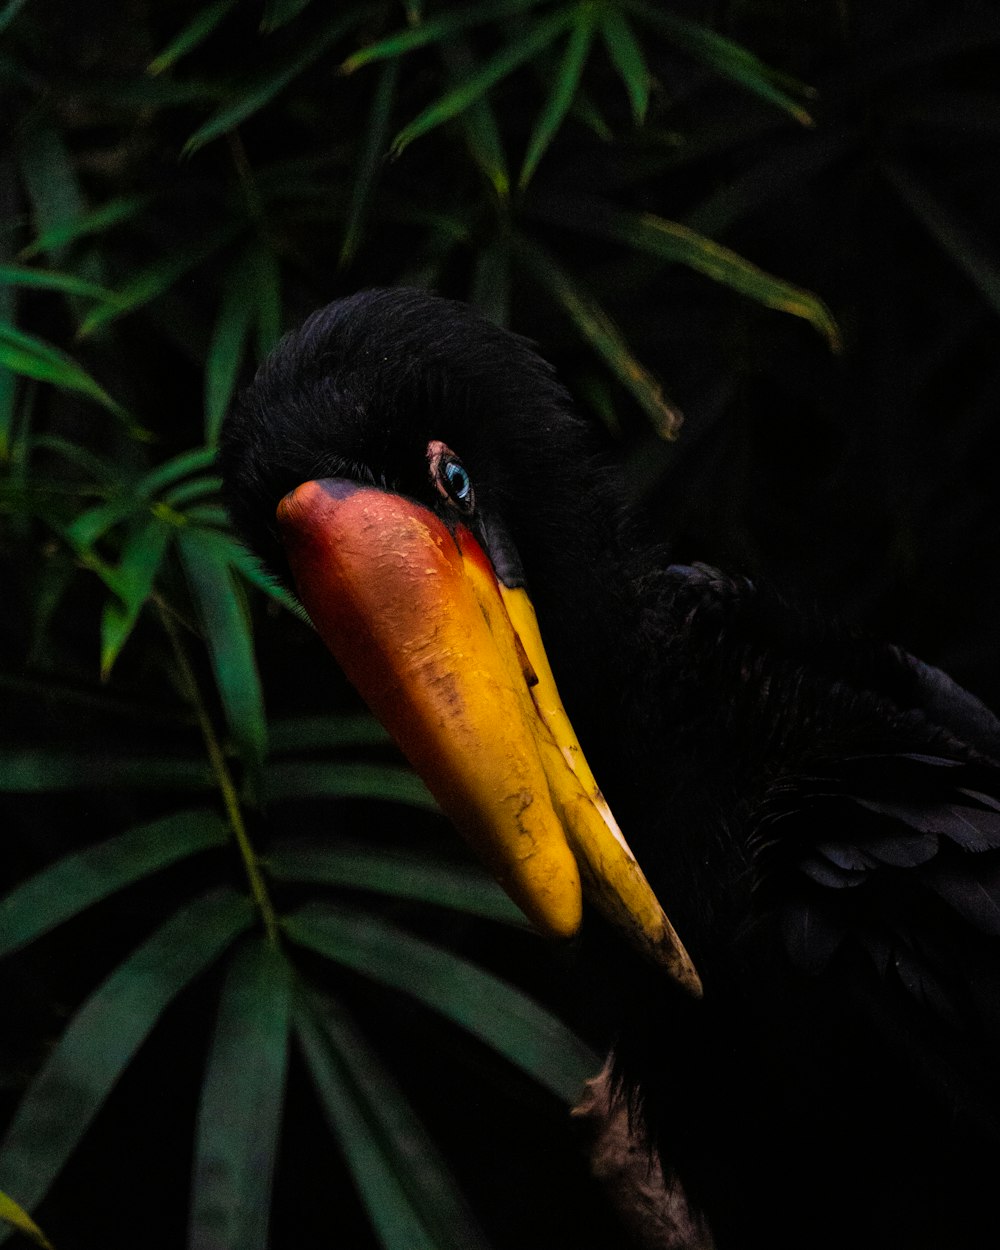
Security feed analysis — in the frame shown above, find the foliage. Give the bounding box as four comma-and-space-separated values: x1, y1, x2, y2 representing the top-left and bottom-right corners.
2, 0, 999, 1247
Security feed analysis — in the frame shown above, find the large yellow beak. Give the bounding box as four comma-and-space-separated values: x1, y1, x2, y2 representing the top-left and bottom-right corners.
277, 479, 702, 996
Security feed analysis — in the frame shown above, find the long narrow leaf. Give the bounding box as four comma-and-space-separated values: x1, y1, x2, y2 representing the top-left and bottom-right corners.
205, 252, 257, 446
294, 997, 438, 1250
440, 40, 510, 198
298, 987, 490, 1250
340, 61, 399, 267
285, 904, 599, 1101
0, 750, 212, 792
0, 1191, 53, 1250
519, 6, 595, 189
0, 809, 229, 960
0, 265, 121, 305
268, 714, 390, 753
0, 324, 126, 419
600, 8, 649, 124
251, 244, 282, 360
268, 843, 526, 926
147, 0, 239, 75
179, 528, 268, 774
264, 762, 434, 809
513, 234, 683, 437
18, 195, 150, 260
391, 7, 577, 157
0, 890, 252, 1225
100, 515, 173, 676
199, 532, 303, 616
189, 939, 291, 1250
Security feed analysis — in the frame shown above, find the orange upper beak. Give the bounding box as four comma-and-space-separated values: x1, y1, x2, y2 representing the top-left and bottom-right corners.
277, 478, 701, 996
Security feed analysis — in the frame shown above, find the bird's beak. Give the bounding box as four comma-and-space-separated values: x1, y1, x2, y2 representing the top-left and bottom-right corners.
277, 479, 702, 996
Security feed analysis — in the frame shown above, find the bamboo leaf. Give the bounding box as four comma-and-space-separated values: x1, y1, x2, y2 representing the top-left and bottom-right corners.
519, 5, 595, 190
0, 809, 229, 960
163, 475, 223, 507
297, 987, 490, 1250
205, 252, 257, 446
0, 324, 126, 419
179, 528, 268, 774
341, 0, 547, 73
268, 714, 390, 753
189, 939, 291, 1250
391, 7, 577, 157
599, 8, 649, 124
0, 750, 212, 792
531, 197, 841, 349
0, 890, 252, 1222
183, 11, 362, 154
439, 40, 509, 198
100, 516, 173, 676
513, 234, 683, 437
261, 0, 314, 32
0, 265, 121, 306
268, 843, 527, 926
340, 61, 399, 268
624, 0, 815, 126
16, 128, 86, 248
0, 1191, 53, 1250
294, 996, 438, 1250
0, 0, 32, 37
264, 762, 435, 809
285, 904, 599, 1101
251, 244, 282, 361
199, 531, 303, 615
18, 195, 151, 260
147, 0, 239, 75
471, 243, 511, 326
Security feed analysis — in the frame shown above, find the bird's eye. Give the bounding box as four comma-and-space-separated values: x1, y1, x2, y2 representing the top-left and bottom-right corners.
427, 440, 475, 515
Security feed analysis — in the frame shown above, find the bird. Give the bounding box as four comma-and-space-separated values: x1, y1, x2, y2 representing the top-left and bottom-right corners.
220, 287, 1000, 1250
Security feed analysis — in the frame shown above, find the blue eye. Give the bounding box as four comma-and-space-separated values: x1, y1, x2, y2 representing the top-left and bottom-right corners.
427, 441, 476, 514
444, 460, 472, 503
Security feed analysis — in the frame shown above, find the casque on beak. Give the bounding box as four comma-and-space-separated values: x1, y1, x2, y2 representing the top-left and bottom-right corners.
277, 478, 702, 997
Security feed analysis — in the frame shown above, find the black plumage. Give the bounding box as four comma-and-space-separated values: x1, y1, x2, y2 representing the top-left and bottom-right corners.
220, 288, 1000, 1249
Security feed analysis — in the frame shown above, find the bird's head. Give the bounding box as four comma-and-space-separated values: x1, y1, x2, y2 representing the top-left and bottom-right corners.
220, 287, 701, 995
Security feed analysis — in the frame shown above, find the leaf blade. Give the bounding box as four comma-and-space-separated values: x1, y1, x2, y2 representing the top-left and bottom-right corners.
519, 6, 595, 190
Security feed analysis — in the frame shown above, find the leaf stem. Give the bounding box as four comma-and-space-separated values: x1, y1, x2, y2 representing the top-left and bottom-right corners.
157, 597, 280, 943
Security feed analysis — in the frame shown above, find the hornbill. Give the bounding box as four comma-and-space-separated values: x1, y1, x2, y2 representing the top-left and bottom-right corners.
220, 287, 1000, 1249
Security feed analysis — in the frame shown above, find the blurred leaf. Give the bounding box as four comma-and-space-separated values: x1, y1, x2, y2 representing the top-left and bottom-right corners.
883, 163, 1000, 318
15, 128, 85, 247
100, 516, 173, 676
148, 0, 239, 75
189, 939, 291, 1250
197, 531, 303, 615
268, 843, 527, 926
0, 275, 15, 462
0, 750, 212, 792
391, 7, 577, 157
264, 761, 435, 808
0, 265, 121, 305
340, 61, 399, 268
600, 8, 649, 124
297, 987, 490, 1250
205, 251, 257, 446
294, 996, 439, 1250
18, 195, 151, 260
0, 0, 31, 36
624, 0, 815, 126
268, 714, 390, 752
31, 434, 119, 486
0, 890, 252, 1222
285, 904, 599, 1101
532, 197, 842, 349
514, 234, 683, 437
251, 243, 282, 360
163, 475, 223, 507
0, 1191, 53, 1250
179, 528, 268, 774
341, 0, 547, 73
141, 447, 218, 494
0, 809, 229, 960
440, 40, 510, 199
471, 243, 511, 326
261, 0, 314, 32
183, 11, 363, 154
519, 4, 596, 190
0, 324, 128, 420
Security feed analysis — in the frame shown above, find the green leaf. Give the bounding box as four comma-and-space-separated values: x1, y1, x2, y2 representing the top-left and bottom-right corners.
261, 0, 314, 32
183, 11, 362, 154
251, 244, 282, 361
267, 843, 527, 926
15, 128, 85, 247
340, 61, 399, 268
519, 5, 596, 190
297, 988, 490, 1250
99, 516, 173, 676
139, 447, 218, 494
18, 194, 151, 260
0, 1190, 53, 1250
0, 890, 252, 1221
513, 234, 683, 437
264, 762, 435, 809
0, 265, 121, 305
0, 809, 229, 960
531, 197, 842, 350
285, 904, 600, 1101
163, 475, 223, 507
205, 252, 257, 446
624, 1, 815, 126
268, 714, 389, 753
200, 532, 304, 615
600, 8, 649, 124
0, 750, 212, 792
882, 163, 1000, 319
0, 0, 31, 37
147, 0, 239, 75
471, 243, 511, 326
439, 40, 510, 199
189, 939, 291, 1250
391, 7, 577, 157
341, 0, 547, 73
294, 996, 439, 1250
0, 324, 127, 419
179, 528, 268, 774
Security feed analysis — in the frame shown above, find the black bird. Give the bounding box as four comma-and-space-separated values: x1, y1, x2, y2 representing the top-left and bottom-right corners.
220, 287, 1000, 1250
